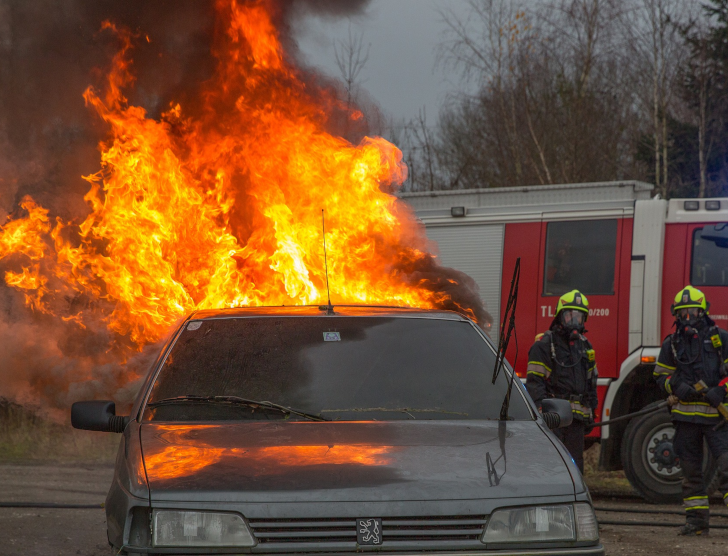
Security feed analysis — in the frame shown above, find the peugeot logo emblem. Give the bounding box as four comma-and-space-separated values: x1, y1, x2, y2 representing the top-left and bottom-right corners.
357, 518, 382, 545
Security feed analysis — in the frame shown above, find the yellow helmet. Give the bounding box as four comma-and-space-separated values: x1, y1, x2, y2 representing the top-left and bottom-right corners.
556, 290, 589, 315
671, 285, 709, 314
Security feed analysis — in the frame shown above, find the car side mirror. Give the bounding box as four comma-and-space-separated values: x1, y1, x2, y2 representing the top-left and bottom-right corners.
540, 398, 573, 430
71, 400, 129, 433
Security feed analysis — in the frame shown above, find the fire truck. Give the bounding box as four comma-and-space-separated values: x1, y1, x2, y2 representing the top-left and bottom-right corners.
400, 181, 728, 503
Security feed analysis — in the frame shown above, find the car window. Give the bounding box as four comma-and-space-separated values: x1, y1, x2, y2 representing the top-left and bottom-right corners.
543, 219, 617, 296
692, 225, 728, 286
143, 316, 531, 422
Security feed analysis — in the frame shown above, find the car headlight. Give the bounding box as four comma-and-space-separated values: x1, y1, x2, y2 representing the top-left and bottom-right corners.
483, 505, 575, 543
153, 510, 256, 547
482, 503, 599, 544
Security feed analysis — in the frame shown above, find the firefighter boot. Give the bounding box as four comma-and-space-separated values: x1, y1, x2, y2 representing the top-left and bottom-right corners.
673, 425, 711, 531
678, 522, 709, 536
717, 453, 728, 510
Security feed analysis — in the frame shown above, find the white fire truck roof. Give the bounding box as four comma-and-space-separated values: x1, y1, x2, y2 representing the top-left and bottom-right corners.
399, 180, 653, 225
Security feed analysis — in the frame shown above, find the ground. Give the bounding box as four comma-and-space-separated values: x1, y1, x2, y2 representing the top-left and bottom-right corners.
0, 463, 112, 556
584, 444, 728, 555
596, 500, 728, 555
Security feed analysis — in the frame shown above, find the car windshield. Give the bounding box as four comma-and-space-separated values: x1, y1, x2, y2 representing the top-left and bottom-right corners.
143, 316, 531, 422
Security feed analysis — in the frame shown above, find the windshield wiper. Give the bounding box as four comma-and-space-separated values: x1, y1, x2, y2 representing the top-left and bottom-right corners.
320, 407, 469, 419
147, 395, 329, 422
492, 257, 521, 421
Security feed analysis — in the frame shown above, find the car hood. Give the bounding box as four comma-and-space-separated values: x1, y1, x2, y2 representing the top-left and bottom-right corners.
141, 420, 576, 503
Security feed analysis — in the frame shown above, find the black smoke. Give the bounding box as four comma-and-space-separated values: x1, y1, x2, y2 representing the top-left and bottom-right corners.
0, 1, 220, 218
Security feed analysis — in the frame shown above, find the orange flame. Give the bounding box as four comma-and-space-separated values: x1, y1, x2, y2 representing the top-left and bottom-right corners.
0, 197, 50, 261
0, 1, 480, 362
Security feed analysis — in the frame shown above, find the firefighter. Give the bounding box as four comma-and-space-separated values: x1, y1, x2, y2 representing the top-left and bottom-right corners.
526, 289, 598, 473
653, 285, 728, 536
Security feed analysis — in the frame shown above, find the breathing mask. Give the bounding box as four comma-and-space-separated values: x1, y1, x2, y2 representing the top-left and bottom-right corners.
560, 309, 586, 334
676, 307, 704, 330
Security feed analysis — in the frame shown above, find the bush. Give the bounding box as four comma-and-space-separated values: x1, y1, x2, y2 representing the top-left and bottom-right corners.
0, 398, 118, 462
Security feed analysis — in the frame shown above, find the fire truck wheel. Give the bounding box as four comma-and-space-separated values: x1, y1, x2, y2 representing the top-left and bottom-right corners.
621, 404, 717, 504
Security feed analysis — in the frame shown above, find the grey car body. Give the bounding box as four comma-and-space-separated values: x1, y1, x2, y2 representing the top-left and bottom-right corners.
74, 306, 604, 555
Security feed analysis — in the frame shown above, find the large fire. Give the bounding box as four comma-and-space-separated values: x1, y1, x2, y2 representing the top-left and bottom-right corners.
0, 0, 485, 403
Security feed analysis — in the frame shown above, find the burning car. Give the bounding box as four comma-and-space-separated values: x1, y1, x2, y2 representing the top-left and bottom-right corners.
72, 306, 603, 555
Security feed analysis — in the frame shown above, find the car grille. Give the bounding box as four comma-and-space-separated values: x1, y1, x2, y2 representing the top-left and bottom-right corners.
248, 515, 487, 549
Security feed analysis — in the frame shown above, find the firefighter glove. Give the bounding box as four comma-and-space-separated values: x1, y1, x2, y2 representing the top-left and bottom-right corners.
674, 382, 697, 400
705, 386, 727, 408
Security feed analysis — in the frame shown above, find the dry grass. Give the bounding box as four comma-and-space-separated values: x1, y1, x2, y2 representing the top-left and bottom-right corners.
582, 442, 635, 496
0, 399, 119, 463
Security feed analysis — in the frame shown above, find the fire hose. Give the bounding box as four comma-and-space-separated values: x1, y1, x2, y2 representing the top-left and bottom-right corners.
590, 400, 670, 428
594, 506, 728, 529
0, 502, 103, 508
539, 399, 670, 429
596, 519, 728, 529
592, 384, 728, 429
594, 506, 728, 518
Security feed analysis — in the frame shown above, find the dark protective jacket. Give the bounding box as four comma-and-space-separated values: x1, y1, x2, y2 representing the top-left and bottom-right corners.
526, 327, 598, 421
654, 323, 728, 425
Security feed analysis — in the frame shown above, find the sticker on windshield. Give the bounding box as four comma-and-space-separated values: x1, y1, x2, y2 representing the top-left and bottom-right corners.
323, 331, 341, 341
187, 321, 202, 331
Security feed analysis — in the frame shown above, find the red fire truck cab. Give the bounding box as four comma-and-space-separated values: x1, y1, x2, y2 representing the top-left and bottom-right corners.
401, 181, 728, 502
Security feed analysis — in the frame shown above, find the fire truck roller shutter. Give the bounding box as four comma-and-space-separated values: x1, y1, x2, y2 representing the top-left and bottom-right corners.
424, 224, 505, 337
629, 198, 666, 351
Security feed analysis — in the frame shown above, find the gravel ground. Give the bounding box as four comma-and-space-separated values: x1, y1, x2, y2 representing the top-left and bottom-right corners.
0, 507, 109, 556
595, 498, 728, 555
0, 463, 113, 556
1, 462, 727, 556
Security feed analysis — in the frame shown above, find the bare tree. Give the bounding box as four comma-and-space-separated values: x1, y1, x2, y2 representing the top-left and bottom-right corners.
682, 20, 723, 199
537, 0, 639, 182
331, 24, 388, 142
334, 25, 370, 114
438, 0, 538, 186
393, 109, 443, 192
621, 0, 693, 197
412, 108, 439, 191
434, 0, 638, 189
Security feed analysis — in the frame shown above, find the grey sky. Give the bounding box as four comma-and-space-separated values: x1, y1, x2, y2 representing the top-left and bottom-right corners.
297, 0, 474, 126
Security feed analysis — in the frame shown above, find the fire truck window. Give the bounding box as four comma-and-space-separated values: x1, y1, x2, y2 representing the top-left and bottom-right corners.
692, 225, 728, 286
543, 219, 617, 296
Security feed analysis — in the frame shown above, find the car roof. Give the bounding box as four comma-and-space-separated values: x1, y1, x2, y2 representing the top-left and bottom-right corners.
189, 305, 470, 322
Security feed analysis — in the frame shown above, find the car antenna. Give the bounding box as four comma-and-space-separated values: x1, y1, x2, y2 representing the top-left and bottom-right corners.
320, 209, 334, 315
491, 258, 520, 421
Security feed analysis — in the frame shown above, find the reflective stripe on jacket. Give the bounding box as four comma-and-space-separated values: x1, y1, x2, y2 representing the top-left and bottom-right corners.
671, 401, 728, 419
655, 325, 728, 425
